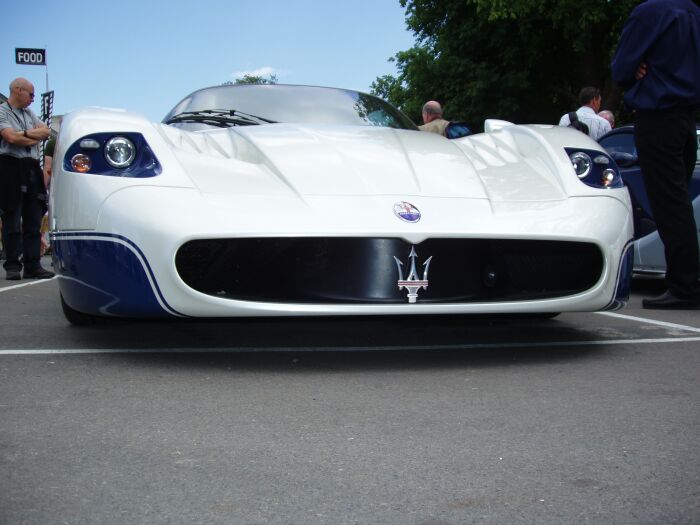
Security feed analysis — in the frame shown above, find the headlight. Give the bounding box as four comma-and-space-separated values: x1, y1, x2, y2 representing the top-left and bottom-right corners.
70, 153, 91, 173
600, 168, 617, 187
565, 148, 624, 189
104, 137, 136, 168
63, 133, 161, 178
570, 152, 592, 179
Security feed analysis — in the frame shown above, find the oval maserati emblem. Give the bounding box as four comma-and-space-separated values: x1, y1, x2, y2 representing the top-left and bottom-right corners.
394, 201, 421, 223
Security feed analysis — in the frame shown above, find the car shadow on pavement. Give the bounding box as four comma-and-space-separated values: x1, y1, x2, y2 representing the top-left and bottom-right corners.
61, 314, 611, 371
120, 343, 608, 373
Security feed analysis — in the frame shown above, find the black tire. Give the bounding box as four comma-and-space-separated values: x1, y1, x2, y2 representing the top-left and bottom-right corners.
60, 293, 100, 325
491, 312, 561, 321
528, 312, 561, 319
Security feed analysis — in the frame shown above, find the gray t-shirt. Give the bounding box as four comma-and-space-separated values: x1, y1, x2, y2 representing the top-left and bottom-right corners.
0, 102, 44, 159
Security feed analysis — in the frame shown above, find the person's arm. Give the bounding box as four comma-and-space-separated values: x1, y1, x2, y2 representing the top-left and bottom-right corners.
611, 9, 656, 88
29, 122, 51, 139
43, 155, 53, 188
0, 126, 38, 146
43, 137, 55, 187
0, 125, 50, 146
27, 114, 51, 142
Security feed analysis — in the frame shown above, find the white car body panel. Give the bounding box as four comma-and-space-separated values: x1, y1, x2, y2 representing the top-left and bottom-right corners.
50, 95, 634, 321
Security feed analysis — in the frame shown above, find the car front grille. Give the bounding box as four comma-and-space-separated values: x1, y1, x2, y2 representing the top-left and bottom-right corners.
175, 237, 604, 304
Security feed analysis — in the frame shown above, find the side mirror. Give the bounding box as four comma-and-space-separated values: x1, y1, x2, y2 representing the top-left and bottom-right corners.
610, 151, 639, 168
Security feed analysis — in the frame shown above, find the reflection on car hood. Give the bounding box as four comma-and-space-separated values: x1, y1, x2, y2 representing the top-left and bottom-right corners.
156, 123, 567, 202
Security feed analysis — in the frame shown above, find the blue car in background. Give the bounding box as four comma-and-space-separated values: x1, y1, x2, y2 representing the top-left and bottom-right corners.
599, 125, 700, 276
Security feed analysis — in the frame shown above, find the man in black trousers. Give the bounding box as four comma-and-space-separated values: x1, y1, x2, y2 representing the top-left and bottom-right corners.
612, 0, 700, 309
0, 78, 54, 280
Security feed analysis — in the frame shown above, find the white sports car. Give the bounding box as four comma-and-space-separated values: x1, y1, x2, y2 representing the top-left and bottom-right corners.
50, 84, 634, 324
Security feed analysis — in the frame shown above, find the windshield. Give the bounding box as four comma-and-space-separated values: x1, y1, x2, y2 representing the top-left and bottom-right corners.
163, 84, 417, 131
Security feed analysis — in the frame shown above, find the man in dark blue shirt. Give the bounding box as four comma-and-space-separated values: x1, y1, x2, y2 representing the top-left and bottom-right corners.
611, 0, 700, 309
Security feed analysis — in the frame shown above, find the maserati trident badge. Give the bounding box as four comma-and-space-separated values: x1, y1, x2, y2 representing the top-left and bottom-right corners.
394, 201, 421, 223
394, 246, 433, 303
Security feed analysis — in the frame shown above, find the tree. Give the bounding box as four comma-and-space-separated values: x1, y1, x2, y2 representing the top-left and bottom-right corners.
224, 74, 278, 86
372, 0, 638, 129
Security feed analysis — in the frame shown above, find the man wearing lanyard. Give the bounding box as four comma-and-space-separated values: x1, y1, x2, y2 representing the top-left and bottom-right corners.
0, 77, 54, 280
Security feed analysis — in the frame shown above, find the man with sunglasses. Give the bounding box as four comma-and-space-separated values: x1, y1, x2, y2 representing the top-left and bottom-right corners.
0, 77, 53, 280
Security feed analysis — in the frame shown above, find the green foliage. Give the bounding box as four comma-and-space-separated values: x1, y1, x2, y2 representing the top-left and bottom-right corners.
373, 0, 638, 129
371, 46, 439, 122
224, 74, 279, 85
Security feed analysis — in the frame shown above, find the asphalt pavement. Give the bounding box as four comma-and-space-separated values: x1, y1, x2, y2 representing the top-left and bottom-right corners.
0, 262, 699, 525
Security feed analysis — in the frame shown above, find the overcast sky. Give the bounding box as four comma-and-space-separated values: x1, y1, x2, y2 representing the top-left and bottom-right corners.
2, 0, 416, 121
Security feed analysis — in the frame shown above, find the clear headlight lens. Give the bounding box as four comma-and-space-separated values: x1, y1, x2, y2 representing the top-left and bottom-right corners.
601, 168, 617, 187
104, 137, 136, 168
570, 152, 592, 179
79, 138, 100, 150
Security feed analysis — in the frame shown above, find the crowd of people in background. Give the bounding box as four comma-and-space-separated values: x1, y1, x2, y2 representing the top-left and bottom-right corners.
557, 86, 612, 140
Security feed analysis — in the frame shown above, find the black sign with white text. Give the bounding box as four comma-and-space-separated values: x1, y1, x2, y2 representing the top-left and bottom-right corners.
15, 48, 46, 65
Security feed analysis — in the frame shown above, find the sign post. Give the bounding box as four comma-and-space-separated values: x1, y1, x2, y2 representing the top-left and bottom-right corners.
38, 91, 54, 168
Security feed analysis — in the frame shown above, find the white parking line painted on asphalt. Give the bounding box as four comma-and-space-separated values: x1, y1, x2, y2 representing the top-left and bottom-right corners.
0, 277, 56, 292
2, 336, 700, 355
597, 311, 700, 334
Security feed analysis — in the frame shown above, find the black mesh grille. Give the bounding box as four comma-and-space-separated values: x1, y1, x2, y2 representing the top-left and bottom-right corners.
175, 238, 604, 304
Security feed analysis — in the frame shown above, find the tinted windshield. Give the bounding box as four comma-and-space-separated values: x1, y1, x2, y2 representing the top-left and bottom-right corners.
163, 84, 417, 131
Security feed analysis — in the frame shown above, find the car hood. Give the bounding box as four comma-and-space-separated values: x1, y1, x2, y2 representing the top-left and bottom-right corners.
156, 123, 568, 202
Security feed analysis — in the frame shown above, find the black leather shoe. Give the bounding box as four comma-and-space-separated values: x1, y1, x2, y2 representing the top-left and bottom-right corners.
642, 290, 700, 309
5, 270, 21, 280
23, 267, 55, 279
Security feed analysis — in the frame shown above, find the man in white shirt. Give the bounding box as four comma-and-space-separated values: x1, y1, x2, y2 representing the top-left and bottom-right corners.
558, 86, 612, 141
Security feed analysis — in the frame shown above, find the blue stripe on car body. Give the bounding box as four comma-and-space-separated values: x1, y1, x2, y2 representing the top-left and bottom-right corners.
604, 240, 635, 311
51, 232, 184, 318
